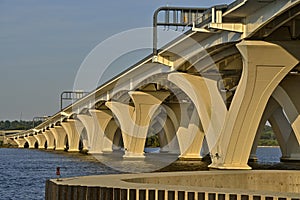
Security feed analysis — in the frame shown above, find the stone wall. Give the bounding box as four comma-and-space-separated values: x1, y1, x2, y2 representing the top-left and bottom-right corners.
45, 171, 300, 200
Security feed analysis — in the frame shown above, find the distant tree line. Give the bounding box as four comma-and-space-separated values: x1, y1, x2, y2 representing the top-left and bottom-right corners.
145, 134, 160, 148
258, 125, 278, 146
0, 120, 43, 130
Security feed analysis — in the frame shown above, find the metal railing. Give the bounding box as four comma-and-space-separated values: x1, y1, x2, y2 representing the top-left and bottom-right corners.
152, 5, 228, 56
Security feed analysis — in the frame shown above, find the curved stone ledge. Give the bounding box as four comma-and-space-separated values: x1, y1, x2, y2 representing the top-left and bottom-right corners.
46, 170, 300, 199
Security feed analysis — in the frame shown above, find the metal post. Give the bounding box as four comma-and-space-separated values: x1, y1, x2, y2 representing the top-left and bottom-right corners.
60, 91, 89, 110
152, 7, 209, 57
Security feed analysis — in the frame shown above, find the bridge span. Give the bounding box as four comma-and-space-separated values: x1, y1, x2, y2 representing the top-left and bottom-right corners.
9, 0, 300, 170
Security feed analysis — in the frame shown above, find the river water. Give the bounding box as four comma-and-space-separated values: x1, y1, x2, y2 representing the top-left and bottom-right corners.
0, 147, 293, 200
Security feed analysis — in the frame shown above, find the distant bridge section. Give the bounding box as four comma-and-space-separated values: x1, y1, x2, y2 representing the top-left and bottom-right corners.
0, 130, 22, 145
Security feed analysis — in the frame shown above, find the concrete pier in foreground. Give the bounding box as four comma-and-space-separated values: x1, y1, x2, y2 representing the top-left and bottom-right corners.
46, 170, 300, 199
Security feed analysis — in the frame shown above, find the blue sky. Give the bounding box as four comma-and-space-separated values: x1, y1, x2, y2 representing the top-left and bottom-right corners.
0, 0, 233, 120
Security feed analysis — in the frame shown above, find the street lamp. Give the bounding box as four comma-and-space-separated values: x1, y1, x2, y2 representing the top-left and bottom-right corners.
32, 116, 49, 128
60, 90, 89, 110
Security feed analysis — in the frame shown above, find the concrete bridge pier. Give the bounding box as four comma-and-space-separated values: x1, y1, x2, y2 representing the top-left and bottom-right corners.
159, 105, 180, 154
168, 72, 227, 163
77, 113, 95, 153
250, 95, 300, 162
164, 118, 180, 154
169, 40, 299, 169
89, 109, 114, 153
211, 41, 299, 169
249, 97, 283, 162
14, 137, 27, 148
103, 120, 119, 152
170, 103, 204, 160
81, 129, 88, 152
106, 91, 169, 158
61, 119, 84, 152
269, 107, 300, 162
44, 129, 55, 150
178, 109, 204, 160
24, 135, 37, 148
272, 75, 300, 161
50, 126, 67, 151
34, 133, 46, 149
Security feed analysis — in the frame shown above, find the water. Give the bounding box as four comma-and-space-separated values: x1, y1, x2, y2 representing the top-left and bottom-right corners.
0, 147, 286, 200
256, 146, 281, 163
0, 148, 119, 200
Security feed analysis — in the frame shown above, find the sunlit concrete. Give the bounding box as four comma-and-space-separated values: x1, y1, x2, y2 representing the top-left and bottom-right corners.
160, 104, 181, 154
33, 133, 46, 149
168, 72, 227, 164
49, 126, 67, 151
212, 41, 299, 169
104, 120, 120, 151
43, 129, 55, 150
273, 75, 300, 144
61, 119, 84, 152
106, 91, 169, 158
14, 137, 27, 148
169, 103, 204, 160
89, 109, 114, 153
24, 135, 37, 149
149, 106, 178, 153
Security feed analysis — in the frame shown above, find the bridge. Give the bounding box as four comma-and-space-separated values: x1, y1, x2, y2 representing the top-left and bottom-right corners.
0, 130, 21, 145
9, 0, 300, 170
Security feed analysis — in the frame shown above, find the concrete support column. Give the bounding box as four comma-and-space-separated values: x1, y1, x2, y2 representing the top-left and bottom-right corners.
50, 126, 67, 151
154, 115, 179, 154
179, 109, 204, 160
106, 91, 169, 158
15, 137, 26, 148
270, 76, 300, 161
250, 96, 300, 162
269, 108, 300, 161
24, 135, 37, 148
77, 114, 94, 153
34, 134, 46, 149
160, 105, 180, 154
89, 109, 113, 154
104, 120, 119, 151
212, 41, 298, 169
44, 129, 55, 150
106, 101, 131, 152
162, 117, 179, 154
168, 72, 227, 161
249, 97, 281, 162
61, 119, 84, 152
5, 137, 16, 145
169, 103, 204, 160
81, 129, 88, 151
273, 75, 300, 145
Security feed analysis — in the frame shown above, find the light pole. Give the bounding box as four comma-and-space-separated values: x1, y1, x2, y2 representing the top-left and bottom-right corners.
32, 116, 48, 128
60, 91, 89, 110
